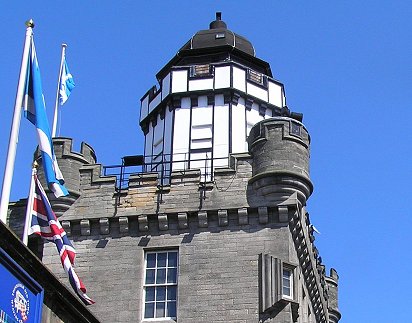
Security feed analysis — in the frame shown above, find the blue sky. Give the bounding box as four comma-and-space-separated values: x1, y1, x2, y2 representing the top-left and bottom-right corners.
1, 1, 412, 322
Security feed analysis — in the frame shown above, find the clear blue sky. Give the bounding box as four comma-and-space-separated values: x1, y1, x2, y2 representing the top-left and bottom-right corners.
1, 2, 412, 322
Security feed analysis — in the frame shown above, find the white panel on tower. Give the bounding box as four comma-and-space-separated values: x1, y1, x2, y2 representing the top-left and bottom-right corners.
213, 101, 229, 166
247, 82, 268, 101
189, 78, 214, 91
162, 73, 171, 98
246, 103, 264, 137
162, 108, 173, 181
191, 105, 213, 126
163, 108, 173, 157
148, 92, 161, 114
191, 125, 212, 140
215, 66, 231, 89
191, 102, 213, 151
173, 97, 191, 170
171, 70, 188, 93
144, 124, 154, 171
152, 114, 164, 158
232, 98, 247, 153
268, 80, 283, 107
233, 66, 246, 92
140, 96, 149, 122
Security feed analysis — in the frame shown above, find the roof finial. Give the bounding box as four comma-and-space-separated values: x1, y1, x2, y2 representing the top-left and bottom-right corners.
210, 12, 227, 29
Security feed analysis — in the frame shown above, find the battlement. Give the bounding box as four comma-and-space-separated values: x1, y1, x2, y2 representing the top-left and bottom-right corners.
35, 138, 97, 215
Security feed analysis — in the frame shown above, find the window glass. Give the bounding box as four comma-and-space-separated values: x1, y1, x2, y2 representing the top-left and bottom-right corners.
167, 301, 177, 317
147, 253, 156, 268
146, 287, 155, 301
145, 269, 155, 284
156, 268, 166, 284
144, 251, 178, 320
157, 253, 167, 267
168, 252, 178, 267
144, 303, 154, 318
156, 302, 165, 317
167, 268, 177, 283
282, 268, 292, 298
156, 286, 166, 301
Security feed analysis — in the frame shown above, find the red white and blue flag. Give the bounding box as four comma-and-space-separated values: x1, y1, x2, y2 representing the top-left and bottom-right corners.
28, 174, 94, 305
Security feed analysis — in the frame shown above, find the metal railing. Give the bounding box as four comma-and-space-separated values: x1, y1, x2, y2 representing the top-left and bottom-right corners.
103, 153, 229, 192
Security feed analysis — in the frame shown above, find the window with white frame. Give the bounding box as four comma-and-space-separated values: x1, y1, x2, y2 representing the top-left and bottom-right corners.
259, 253, 297, 313
144, 250, 178, 320
282, 267, 293, 299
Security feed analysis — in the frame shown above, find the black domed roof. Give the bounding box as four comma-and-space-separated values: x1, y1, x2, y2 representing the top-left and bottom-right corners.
179, 12, 255, 57
156, 13, 273, 80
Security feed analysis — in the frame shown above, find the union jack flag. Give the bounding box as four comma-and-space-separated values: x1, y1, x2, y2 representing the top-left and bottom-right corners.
28, 174, 94, 305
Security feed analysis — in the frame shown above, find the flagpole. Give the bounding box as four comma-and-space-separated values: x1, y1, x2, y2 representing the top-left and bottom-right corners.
52, 43, 67, 138
22, 161, 38, 246
0, 20, 34, 224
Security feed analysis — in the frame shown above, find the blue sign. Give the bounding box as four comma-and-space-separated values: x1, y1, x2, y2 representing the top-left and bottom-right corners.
0, 248, 43, 323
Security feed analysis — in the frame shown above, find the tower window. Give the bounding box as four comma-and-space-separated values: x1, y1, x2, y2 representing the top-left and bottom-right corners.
190, 64, 212, 78
282, 268, 293, 299
143, 250, 178, 320
259, 253, 297, 313
247, 69, 268, 87
215, 32, 225, 39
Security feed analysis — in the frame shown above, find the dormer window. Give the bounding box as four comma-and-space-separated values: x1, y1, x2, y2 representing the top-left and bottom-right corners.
215, 32, 225, 39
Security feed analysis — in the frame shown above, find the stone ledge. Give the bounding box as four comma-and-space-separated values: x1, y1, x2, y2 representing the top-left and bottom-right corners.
61, 206, 295, 238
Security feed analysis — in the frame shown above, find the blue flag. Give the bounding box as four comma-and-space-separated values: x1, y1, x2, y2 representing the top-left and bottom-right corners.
59, 58, 75, 105
23, 38, 68, 198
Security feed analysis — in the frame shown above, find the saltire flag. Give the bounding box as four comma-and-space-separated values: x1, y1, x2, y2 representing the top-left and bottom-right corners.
28, 174, 95, 305
23, 38, 68, 198
59, 57, 75, 105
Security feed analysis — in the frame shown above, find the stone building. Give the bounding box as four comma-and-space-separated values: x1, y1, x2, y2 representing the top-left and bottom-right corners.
10, 13, 340, 323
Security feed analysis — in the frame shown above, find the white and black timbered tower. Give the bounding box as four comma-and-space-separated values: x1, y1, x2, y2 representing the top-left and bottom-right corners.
140, 13, 301, 183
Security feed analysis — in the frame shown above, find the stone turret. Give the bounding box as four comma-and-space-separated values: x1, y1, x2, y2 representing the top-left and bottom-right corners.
248, 117, 313, 206
35, 137, 96, 216
326, 268, 341, 323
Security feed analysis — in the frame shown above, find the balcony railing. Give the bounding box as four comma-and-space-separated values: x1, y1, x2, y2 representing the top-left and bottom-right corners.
103, 153, 229, 192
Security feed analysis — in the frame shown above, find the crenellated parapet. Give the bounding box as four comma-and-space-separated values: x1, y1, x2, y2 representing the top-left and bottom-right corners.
60, 153, 253, 222
248, 117, 313, 206
35, 137, 97, 216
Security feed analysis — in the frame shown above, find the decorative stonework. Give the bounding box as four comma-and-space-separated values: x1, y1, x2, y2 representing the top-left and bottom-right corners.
278, 205, 289, 222
289, 206, 329, 322
218, 209, 228, 226
99, 218, 109, 235
237, 208, 248, 225
178, 212, 188, 229
198, 211, 208, 228
258, 207, 268, 224
158, 214, 168, 231
119, 217, 129, 233
80, 219, 90, 236
61, 221, 71, 236
138, 215, 149, 231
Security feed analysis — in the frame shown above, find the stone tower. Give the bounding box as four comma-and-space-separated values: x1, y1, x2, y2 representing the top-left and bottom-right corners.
14, 13, 340, 323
